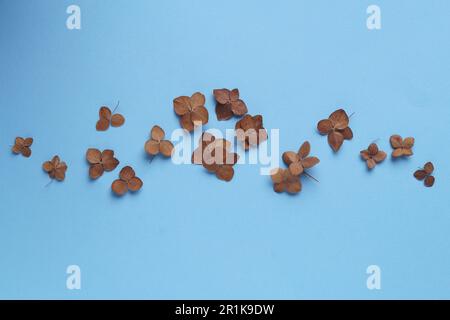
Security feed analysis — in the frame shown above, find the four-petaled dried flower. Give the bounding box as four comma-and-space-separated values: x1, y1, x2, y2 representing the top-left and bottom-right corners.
235, 114, 268, 150
199, 138, 239, 182
86, 148, 119, 179
96, 106, 125, 131
213, 88, 248, 121
390, 135, 414, 158
271, 168, 302, 194
173, 92, 208, 132
42, 156, 67, 181
360, 143, 387, 169
282, 141, 320, 176
144, 125, 174, 157
414, 162, 435, 187
111, 166, 143, 196
317, 109, 353, 152
12, 137, 33, 157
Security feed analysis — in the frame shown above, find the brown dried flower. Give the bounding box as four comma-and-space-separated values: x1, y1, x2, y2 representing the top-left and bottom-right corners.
42, 156, 67, 181
414, 162, 435, 187
96, 105, 125, 131
213, 88, 248, 120
360, 143, 387, 169
86, 148, 119, 179
12, 137, 33, 157
390, 135, 414, 158
144, 125, 174, 158
282, 141, 320, 176
111, 166, 143, 196
271, 168, 302, 194
173, 92, 208, 132
317, 109, 353, 152
235, 114, 268, 150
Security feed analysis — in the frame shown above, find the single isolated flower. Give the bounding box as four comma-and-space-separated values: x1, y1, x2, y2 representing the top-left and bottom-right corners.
12, 137, 33, 157
213, 88, 248, 120
96, 105, 125, 131
144, 125, 174, 157
235, 114, 268, 150
360, 143, 386, 169
42, 156, 67, 181
173, 92, 209, 132
390, 135, 414, 158
414, 162, 435, 187
282, 141, 320, 176
270, 168, 302, 194
86, 148, 119, 179
111, 166, 143, 196
317, 109, 353, 152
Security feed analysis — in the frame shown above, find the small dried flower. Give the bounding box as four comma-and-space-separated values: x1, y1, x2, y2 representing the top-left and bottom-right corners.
86, 148, 119, 179
144, 125, 174, 157
282, 141, 320, 176
12, 137, 33, 157
271, 168, 302, 194
173, 92, 209, 132
213, 88, 248, 120
235, 114, 268, 150
317, 109, 353, 152
111, 166, 143, 196
96, 105, 125, 131
42, 156, 67, 181
360, 143, 387, 169
414, 162, 435, 187
390, 135, 414, 158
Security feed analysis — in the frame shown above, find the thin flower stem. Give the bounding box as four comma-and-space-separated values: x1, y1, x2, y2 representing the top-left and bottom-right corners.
45, 179, 53, 188
304, 172, 319, 183
112, 100, 120, 113
349, 112, 355, 118
148, 155, 155, 164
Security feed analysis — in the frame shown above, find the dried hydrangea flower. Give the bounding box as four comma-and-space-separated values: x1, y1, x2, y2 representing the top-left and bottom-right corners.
42, 156, 67, 181
390, 135, 414, 158
235, 114, 268, 150
282, 141, 320, 176
201, 139, 239, 182
111, 166, 143, 196
414, 162, 435, 187
213, 88, 248, 120
271, 168, 302, 194
173, 92, 208, 132
12, 137, 33, 157
96, 105, 125, 131
317, 109, 353, 152
86, 148, 119, 179
144, 125, 174, 158
360, 143, 387, 169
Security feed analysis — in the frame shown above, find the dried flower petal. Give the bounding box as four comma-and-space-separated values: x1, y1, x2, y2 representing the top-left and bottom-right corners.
112, 179, 128, 196
328, 131, 344, 152
102, 157, 119, 171
360, 150, 370, 161
390, 135, 403, 149
216, 165, 234, 181
392, 148, 404, 158
127, 177, 143, 192
302, 157, 320, 169
120, 166, 135, 181
329, 109, 349, 130
424, 175, 435, 187
215, 104, 233, 121
339, 127, 354, 140
372, 151, 387, 163
145, 140, 160, 155
173, 96, 191, 115
414, 170, 427, 180
151, 125, 165, 141
96, 118, 110, 131
99, 106, 112, 120
368, 143, 378, 155
89, 164, 104, 179
282, 151, 299, 165
403, 137, 415, 149
191, 106, 209, 125
367, 158, 376, 170
191, 92, 205, 108
213, 89, 231, 104
111, 114, 125, 127
159, 140, 174, 157
289, 162, 304, 176
298, 141, 310, 159
424, 162, 434, 174
86, 148, 102, 164
317, 119, 333, 135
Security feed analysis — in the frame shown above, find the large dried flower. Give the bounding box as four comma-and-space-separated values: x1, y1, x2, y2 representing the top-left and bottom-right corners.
317, 109, 353, 152
270, 168, 302, 194
96, 106, 125, 131
173, 92, 208, 132
86, 148, 119, 179
144, 125, 174, 157
282, 141, 320, 176
390, 135, 414, 158
42, 156, 67, 181
360, 143, 386, 169
111, 166, 143, 196
12, 137, 33, 157
213, 88, 248, 120
414, 162, 435, 187
235, 114, 268, 150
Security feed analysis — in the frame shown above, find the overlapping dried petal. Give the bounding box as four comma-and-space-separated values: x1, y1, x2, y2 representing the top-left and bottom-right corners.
173, 92, 208, 132
12, 137, 33, 157
42, 155, 67, 181
213, 88, 248, 121
317, 109, 353, 152
112, 166, 143, 196
360, 143, 386, 169
235, 114, 267, 150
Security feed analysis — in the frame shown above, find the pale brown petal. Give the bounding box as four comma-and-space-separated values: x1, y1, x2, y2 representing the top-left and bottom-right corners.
271, 168, 284, 183
102, 157, 119, 171
282, 151, 299, 165
191, 106, 209, 125
54, 163, 67, 181
180, 113, 194, 132
402, 148, 413, 156
390, 135, 403, 149
368, 143, 378, 156
52, 156, 60, 166
99, 106, 112, 120
328, 131, 344, 152
339, 127, 353, 140
128, 177, 143, 192
23, 138, 33, 147
302, 157, 320, 169
367, 159, 376, 170
317, 119, 333, 135
288, 162, 304, 176
329, 109, 349, 129
392, 148, 404, 158
12, 144, 21, 154
286, 179, 302, 194
111, 114, 125, 127
230, 89, 240, 101
145, 139, 160, 155
112, 179, 128, 196
190, 92, 205, 109
42, 161, 54, 172
173, 96, 191, 115
151, 125, 165, 141
424, 162, 434, 174
160, 140, 174, 157
96, 118, 110, 131
216, 165, 234, 181
360, 150, 370, 161
101, 150, 114, 160
119, 166, 135, 181
372, 151, 386, 163
273, 182, 285, 193
15, 137, 24, 147
213, 89, 231, 104
231, 100, 248, 116
403, 137, 415, 149
89, 164, 104, 179
298, 141, 311, 159
86, 148, 101, 164
21, 147, 31, 157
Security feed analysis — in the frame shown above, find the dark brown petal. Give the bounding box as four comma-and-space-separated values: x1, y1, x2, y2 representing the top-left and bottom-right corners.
191, 106, 209, 125
96, 118, 110, 131
403, 137, 415, 149
368, 143, 378, 156
112, 179, 128, 196
390, 135, 403, 149
54, 164, 67, 181
173, 96, 191, 115
145, 139, 160, 155
367, 158, 376, 170
302, 156, 320, 169
271, 168, 284, 183
392, 148, 404, 158
273, 182, 285, 193
190, 92, 205, 109
159, 140, 174, 157
213, 89, 231, 104
360, 150, 370, 161
99, 106, 112, 120
424, 162, 434, 174
86, 148, 101, 164
111, 114, 125, 127
119, 166, 135, 181
128, 176, 143, 192
231, 100, 248, 116
102, 157, 119, 171
424, 175, 435, 187
23, 138, 33, 147
215, 103, 233, 121
230, 89, 240, 101
329, 109, 349, 130
339, 127, 353, 140
372, 151, 387, 163
151, 125, 165, 141
238, 115, 254, 130
414, 170, 427, 180
216, 165, 234, 181
42, 161, 54, 172
317, 119, 333, 135
328, 131, 344, 152
288, 162, 304, 176
89, 164, 104, 179
253, 115, 263, 128
180, 113, 194, 132
52, 156, 60, 166
21, 146, 31, 157
298, 141, 310, 159
286, 179, 302, 194
257, 129, 268, 144
282, 151, 299, 165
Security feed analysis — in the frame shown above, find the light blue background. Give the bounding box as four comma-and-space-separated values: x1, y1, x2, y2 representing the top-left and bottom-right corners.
0, 0, 449, 299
